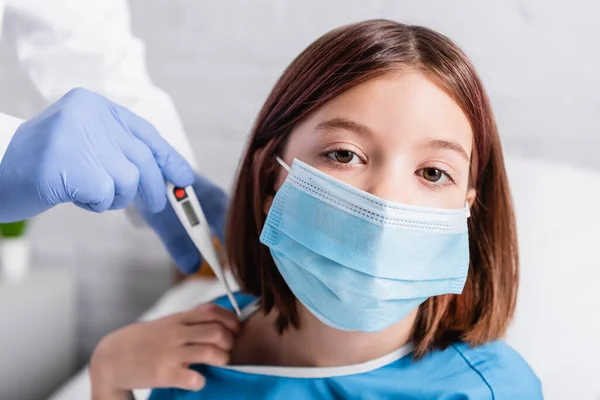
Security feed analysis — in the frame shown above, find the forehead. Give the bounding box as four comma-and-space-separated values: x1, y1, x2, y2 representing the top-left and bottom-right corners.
298, 72, 473, 153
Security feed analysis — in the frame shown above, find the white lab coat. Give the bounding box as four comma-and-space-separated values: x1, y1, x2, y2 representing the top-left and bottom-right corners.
0, 0, 197, 168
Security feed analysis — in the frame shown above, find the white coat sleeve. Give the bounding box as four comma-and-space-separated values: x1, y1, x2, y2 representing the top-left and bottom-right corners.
3, 0, 198, 169
0, 113, 23, 164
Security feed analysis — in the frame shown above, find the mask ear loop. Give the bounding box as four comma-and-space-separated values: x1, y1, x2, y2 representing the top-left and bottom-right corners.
465, 200, 471, 219
276, 156, 291, 171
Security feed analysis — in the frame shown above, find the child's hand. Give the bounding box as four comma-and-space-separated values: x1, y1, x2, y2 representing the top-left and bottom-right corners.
90, 303, 240, 396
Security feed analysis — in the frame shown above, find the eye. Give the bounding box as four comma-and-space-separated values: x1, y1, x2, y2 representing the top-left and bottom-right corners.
327, 150, 361, 165
417, 167, 451, 184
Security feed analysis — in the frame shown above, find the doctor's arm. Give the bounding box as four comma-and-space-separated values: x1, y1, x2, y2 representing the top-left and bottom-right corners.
3, 0, 228, 273
4, 0, 197, 168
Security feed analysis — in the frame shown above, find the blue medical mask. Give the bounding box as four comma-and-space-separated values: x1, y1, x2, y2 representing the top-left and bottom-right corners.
259, 157, 471, 332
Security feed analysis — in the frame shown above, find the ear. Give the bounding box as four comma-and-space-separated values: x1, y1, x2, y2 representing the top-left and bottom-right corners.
466, 187, 477, 211
262, 157, 289, 215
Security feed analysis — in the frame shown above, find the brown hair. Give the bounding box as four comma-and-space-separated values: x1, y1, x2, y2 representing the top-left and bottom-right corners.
226, 19, 518, 357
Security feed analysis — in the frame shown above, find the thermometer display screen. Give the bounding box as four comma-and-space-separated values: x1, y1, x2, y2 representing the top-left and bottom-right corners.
181, 200, 200, 227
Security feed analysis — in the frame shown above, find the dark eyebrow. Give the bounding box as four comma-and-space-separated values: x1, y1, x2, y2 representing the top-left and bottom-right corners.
423, 139, 470, 162
316, 118, 470, 161
315, 118, 375, 137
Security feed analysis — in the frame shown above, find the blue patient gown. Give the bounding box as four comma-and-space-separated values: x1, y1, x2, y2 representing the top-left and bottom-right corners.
150, 294, 543, 400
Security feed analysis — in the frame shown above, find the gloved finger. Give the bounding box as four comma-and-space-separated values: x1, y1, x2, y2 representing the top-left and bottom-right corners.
104, 157, 140, 210
134, 196, 202, 273
112, 104, 195, 188
191, 174, 229, 244
165, 231, 202, 274
71, 171, 116, 213
124, 137, 168, 213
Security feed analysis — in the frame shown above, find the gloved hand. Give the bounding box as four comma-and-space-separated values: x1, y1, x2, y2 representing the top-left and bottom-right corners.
136, 173, 228, 274
0, 88, 195, 222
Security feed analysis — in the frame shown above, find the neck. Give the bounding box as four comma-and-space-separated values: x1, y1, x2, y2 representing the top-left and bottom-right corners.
234, 301, 417, 368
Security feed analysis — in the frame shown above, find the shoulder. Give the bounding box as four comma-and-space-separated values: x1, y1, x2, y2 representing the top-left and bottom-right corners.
450, 341, 543, 399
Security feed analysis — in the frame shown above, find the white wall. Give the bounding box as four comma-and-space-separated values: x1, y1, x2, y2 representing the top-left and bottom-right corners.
127, 0, 600, 187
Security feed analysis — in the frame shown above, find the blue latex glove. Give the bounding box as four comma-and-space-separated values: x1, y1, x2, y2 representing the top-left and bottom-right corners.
0, 88, 195, 222
136, 174, 228, 274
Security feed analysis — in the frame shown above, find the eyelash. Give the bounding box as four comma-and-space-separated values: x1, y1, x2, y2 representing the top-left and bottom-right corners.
417, 167, 456, 189
320, 148, 365, 168
321, 148, 457, 187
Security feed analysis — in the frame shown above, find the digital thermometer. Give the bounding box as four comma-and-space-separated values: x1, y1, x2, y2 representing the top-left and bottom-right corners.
166, 182, 241, 316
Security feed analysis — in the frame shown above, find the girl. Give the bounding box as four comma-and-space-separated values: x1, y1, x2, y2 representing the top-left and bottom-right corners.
90, 19, 542, 399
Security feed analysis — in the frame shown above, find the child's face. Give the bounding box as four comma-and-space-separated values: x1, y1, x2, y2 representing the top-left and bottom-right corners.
269, 71, 476, 211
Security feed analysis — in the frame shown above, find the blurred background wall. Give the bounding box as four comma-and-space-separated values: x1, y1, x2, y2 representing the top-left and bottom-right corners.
0, 0, 597, 383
